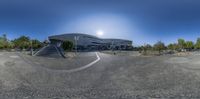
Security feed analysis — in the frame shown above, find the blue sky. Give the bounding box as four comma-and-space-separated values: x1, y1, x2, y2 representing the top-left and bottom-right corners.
0, 0, 200, 46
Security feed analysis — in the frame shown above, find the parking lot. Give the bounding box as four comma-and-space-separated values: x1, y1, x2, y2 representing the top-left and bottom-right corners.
1, 51, 200, 98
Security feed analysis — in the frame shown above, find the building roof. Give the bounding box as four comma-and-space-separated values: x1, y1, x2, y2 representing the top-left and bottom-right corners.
103, 38, 132, 42
48, 33, 132, 43
49, 33, 100, 40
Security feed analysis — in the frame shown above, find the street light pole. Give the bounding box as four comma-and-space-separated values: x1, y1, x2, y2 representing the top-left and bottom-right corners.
31, 40, 33, 56
74, 36, 79, 54
74, 36, 76, 54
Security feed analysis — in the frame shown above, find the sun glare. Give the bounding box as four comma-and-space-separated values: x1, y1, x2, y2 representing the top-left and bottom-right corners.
96, 30, 104, 36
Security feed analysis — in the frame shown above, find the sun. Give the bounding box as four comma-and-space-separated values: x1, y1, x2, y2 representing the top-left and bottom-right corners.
96, 30, 104, 36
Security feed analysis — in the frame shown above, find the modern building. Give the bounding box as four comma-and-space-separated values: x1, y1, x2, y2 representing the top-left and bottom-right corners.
34, 33, 133, 58
103, 39, 133, 50
48, 33, 133, 50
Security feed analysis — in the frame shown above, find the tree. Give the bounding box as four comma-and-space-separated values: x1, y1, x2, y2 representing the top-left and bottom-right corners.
153, 41, 166, 54
195, 38, 200, 49
168, 43, 179, 50
141, 44, 152, 55
2, 34, 7, 42
168, 43, 174, 50
62, 40, 73, 51
12, 36, 31, 50
185, 41, 194, 50
0, 37, 4, 49
178, 38, 186, 49
8, 42, 15, 49
31, 39, 42, 49
145, 44, 152, 50
0, 34, 8, 49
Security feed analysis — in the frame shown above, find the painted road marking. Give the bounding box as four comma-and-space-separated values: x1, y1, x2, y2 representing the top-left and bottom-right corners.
18, 52, 101, 73
9, 55, 19, 58
33, 45, 48, 56
64, 52, 101, 73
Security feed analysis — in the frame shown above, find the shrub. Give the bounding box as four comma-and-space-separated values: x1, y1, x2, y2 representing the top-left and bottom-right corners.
62, 40, 73, 51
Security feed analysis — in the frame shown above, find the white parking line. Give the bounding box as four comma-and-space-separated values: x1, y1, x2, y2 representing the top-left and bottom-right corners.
64, 52, 100, 73
19, 52, 101, 73
33, 45, 47, 56
9, 55, 19, 58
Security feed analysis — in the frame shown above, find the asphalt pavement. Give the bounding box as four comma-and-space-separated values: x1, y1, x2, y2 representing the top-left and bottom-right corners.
1, 52, 200, 98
